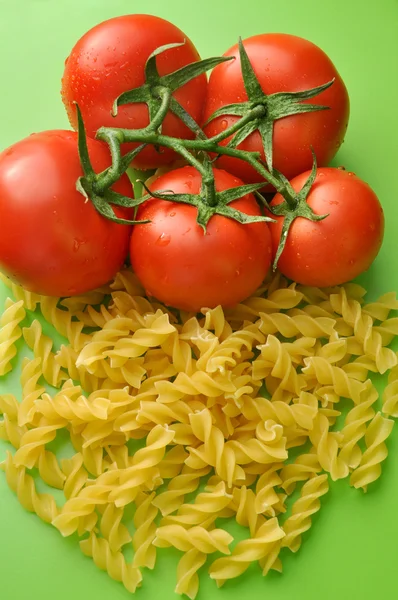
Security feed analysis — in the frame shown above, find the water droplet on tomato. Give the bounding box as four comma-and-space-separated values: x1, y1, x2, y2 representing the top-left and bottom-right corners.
156, 233, 171, 246
73, 238, 87, 252
170, 212, 176, 217
64, 56, 69, 66
220, 119, 228, 130
347, 172, 354, 176
235, 269, 240, 276
68, 288, 77, 295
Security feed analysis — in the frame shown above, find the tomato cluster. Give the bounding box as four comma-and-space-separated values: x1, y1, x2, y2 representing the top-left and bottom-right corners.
0, 14, 384, 310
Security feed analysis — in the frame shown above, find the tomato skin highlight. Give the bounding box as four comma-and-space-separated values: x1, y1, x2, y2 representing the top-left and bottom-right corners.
61, 14, 207, 170
0, 130, 133, 296
204, 34, 349, 184
130, 166, 272, 311
268, 168, 384, 287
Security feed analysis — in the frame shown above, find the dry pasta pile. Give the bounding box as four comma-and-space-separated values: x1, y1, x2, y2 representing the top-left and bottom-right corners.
1, 268, 398, 598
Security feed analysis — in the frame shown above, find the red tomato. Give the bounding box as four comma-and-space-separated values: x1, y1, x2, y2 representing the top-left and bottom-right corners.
204, 34, 349, 184
62, 14, 207, 170
268, 168, 384, 287
0, 130, 133, 296
130, 166, 272, 311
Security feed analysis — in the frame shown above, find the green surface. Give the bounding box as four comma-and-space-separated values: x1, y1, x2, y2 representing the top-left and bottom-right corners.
1, 0, 398, 599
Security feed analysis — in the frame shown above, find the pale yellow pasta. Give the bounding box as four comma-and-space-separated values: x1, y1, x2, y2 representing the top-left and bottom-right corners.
152, 467, 211, 516
282, 474, 329, 552
0, 393, 28, 448
209, 518, 285, 586
99, 502, 132, 553
302, 355, 368, 404
133, 491, 159, 569
154, 524, 233, 555
329, 288, 398, 373
309, 413, 348, 481
252, 334, 306, 401
1, 268, 398, 599
18, 357, 45, 426
0, 273, 40, 310
61, 453, 89, 499
382, 364, 398, 417
254, 463, 285, 515
162, 480, 232, 529
39, 296, 92, 351
230, 486, 264, 536
175, 549, 207, 600
349, 412, 394, 491
339, 382, 379, 469
80, 533, 142, 593
0, 298, 25, 375
0, 451, 60, 523
23, 320, 67, 387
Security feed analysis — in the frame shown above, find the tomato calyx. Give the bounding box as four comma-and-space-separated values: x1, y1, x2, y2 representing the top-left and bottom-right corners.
141, 163, 275, 231
75, 104, 149, 225
112, 42, 232, 138
205, 38, 335, 172
263, 152, 328, 269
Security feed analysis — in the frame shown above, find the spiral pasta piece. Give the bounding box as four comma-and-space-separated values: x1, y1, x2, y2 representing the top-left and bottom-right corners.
252, 335, 305, 401
254, 463, 285, 515
99, 503, 132, 553
329, 289, 397, 374
302, 356, 368, 404
39, 296, 91, 351
154, 524, 233, 555
310, 413, 348, 481
152, 467, 211, 516
0, 298, 25, 375
106, 312, 177, 366
80, 533, 142, 593
349, 412, 394, 491
61, 454, 89, 499
209, 518, 285, 585
13, 419, 64, 469
0, 452, 60, 523
0, 393, 28, 448
0, 273, 41, 310
162, 480, 232, 528
18, 357, 45, 427
175, 549, 207, 600
280, 453, 322, 495
186, 409, 243, 486
282, 474, 329, 552
382, 364, 398, 418
258, 310, 336, 339
339, 383, 379, 469
132, 491, 159, 569
23, 320, 67, 387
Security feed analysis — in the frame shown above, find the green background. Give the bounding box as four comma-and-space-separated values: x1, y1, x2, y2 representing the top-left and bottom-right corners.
1, 0, 398, 599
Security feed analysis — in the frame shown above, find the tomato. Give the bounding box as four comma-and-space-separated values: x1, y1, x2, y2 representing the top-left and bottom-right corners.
0, 130, 134, 296
268, 168, 384, 287
204, 34, 349, 184
130, 166, 272, 311
62, 14, 207, 170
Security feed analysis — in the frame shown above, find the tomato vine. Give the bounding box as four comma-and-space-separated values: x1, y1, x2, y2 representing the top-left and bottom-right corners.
76, 38, 333, 266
